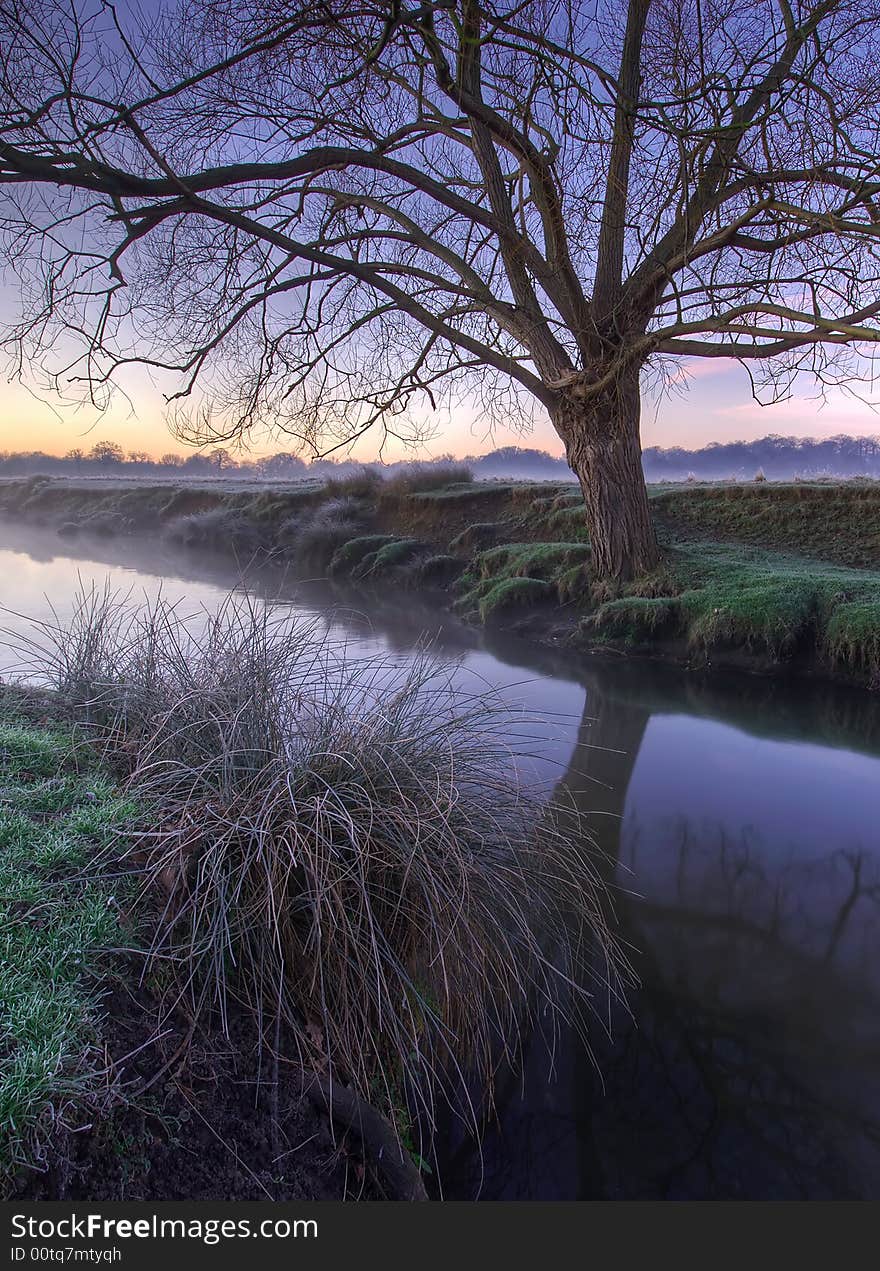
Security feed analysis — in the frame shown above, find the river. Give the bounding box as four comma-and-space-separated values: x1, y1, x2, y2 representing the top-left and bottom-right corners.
1, 518, 878, 1200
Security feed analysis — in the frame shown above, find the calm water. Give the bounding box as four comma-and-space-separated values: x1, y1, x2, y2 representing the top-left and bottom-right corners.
2, 519, 879, 1200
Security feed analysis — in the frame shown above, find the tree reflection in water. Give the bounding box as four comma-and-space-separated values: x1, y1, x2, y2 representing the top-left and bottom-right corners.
437, 677, 880, 1199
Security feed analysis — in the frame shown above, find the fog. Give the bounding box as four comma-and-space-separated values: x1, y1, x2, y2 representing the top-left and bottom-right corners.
3, 434, 880, 485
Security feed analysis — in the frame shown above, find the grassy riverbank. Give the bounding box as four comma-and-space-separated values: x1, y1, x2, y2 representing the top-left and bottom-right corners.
0, 697, 131, 1193
0, 693, 381, 1200
2, 471, 879, 685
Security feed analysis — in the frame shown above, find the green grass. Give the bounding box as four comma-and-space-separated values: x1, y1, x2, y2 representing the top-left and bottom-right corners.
476, 542, 590, 581
0, 713, 134, 1191
458, 495, 880, 683
448, 522, 504, 552
517, 489, 589, 542
356, 537, 427, 577
456, 542, 591, 620
586, 540, 880, 678
584, 595, 683, 643
440, 519, 880, 683
652, 482, 880, 569
674, 542, 880, 668
328, 534, 397, 577
471, 576, 553, 622
825, 599, 880, 676
328, 535, 436, 584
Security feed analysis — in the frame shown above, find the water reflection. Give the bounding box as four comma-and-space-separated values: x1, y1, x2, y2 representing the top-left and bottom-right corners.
2, 518, 880, 1198
440, 677, 880, 1199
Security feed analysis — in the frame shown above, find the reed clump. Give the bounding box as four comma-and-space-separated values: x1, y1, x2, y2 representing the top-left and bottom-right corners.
10, 587, 620, 1137
378, 462, 474, 500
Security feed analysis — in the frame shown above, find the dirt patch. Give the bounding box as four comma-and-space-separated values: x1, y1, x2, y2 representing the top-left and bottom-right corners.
10, 975, 378, 1202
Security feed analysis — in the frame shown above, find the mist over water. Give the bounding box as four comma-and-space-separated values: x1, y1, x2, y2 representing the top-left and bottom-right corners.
2, 517, 879, 1199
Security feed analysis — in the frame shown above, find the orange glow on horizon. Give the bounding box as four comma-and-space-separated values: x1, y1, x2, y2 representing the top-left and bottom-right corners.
3, 364, 880, 463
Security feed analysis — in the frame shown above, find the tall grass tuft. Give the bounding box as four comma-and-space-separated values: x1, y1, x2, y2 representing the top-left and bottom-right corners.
322, 466, 383, 499
293, 496, 367, 567
6, 587, 621, 1140
380, 462, 474, 498
163, 507, 267, 557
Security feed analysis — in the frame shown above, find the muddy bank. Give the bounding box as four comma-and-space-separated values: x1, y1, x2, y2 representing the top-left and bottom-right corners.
11, 983, 366, 1203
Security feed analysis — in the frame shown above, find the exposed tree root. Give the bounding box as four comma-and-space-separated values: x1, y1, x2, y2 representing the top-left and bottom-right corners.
302, 1073, 429, 1202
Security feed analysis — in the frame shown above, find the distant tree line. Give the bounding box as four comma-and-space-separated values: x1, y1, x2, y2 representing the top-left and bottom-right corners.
2, 435, 880, 484
0, 441, 313, 480
641, 434, 880, 482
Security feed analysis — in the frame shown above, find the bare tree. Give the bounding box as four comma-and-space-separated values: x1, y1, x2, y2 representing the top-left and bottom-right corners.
87, 439, 125, 466
2, 1, 880, 579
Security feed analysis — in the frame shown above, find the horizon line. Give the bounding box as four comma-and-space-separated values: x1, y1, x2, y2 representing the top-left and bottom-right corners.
3, 429, 880, 467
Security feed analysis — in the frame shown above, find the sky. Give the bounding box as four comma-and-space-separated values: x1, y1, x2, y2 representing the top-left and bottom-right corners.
2, 358, 879, 462
3, 4, 879, 464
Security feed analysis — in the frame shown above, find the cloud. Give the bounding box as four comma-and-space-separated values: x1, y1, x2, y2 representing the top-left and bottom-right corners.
715, 393, 880, 429
664, 357, 740, 385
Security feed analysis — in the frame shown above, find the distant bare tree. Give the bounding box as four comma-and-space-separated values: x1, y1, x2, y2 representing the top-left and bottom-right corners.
87, 440, 125, 467
3, 1, 880, 577
207, 446, 234, 471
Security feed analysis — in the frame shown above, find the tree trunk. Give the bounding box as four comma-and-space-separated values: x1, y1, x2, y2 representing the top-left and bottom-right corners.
553, 366, 659, 582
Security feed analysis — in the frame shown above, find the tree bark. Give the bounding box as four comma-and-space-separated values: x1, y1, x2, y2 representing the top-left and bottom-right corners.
553, 365, 659, 582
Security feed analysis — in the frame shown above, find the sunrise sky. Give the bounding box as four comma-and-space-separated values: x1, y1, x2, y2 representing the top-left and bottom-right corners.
2, 0, 878, 466
2, 358, 879, 462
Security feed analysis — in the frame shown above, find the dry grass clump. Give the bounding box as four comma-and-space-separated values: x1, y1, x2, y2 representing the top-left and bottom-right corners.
163, 506, 267, 557
293, 496, 368, 567
379, 462, 474, 499
9, 588, 620, 1138
322, 466, 383, 500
